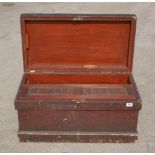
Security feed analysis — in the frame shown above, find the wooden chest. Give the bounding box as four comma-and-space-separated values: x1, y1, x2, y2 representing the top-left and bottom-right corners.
15, 14, 142, 143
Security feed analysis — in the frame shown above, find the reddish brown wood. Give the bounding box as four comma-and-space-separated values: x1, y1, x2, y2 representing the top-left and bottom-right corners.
26, 73, 130, 84
21, 14, 136, 72
15, 14, 142, 143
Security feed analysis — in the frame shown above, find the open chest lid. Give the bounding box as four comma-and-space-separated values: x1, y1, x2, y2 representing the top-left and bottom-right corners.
21, 14, 136, 73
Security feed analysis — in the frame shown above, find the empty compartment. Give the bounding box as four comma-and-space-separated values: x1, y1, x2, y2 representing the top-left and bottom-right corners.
18, 73, 136, 100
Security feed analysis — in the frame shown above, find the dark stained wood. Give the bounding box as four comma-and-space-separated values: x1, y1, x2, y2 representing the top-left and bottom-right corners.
18, 110, 138, 132
18, 110, 78, 131
18, 131, 137, 143
78, 111, 138, 132
20, 84, 136, 100
15, 14, 142, 143
15, 100, 141, 111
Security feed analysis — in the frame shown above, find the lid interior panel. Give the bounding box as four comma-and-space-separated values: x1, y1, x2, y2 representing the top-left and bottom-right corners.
22, 15, 136, 72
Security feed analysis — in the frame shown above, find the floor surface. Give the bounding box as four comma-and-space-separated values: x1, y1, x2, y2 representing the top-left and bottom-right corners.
0, 2, 155, 152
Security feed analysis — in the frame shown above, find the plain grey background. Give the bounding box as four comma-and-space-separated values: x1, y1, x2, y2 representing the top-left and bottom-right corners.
0, 2, 155, 152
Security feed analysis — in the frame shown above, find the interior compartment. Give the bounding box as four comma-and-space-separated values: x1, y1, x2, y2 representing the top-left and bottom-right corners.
25, 73, 131, 85
18, 73, 136, 100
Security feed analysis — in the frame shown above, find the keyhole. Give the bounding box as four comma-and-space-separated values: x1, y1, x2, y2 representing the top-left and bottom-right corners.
77, 103, 80, 107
